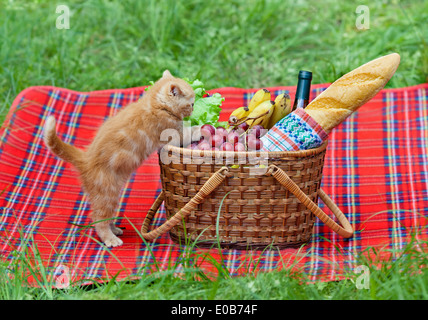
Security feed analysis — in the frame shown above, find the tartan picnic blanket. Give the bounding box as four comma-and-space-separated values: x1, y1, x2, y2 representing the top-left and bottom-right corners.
0, 83, 427, 286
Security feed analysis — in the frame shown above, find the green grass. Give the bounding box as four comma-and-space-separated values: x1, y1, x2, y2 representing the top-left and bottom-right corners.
0, 0, 427, 122
0, 0, 427, 300
1, 222, 428, 300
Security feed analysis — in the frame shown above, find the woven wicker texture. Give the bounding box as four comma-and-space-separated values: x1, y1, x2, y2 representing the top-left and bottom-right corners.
142, 141, 353, 249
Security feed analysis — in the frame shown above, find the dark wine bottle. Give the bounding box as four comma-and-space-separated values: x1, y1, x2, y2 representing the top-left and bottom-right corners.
292, 70, 312, 111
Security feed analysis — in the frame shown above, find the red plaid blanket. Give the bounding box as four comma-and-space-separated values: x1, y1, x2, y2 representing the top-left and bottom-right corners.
0, 83, 427, 286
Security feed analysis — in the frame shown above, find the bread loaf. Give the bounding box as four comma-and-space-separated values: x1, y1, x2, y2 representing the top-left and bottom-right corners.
305, 53, 400, 132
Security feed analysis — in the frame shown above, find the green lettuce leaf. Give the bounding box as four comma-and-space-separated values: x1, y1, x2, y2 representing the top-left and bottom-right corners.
183, 79, 224, 126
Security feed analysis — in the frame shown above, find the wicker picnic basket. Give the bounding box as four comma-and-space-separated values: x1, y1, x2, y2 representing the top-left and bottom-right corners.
141, 141, 353, 249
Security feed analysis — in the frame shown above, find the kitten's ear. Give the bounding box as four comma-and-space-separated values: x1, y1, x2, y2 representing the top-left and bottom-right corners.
163, 70, 173, 78
170, 84, 182, 97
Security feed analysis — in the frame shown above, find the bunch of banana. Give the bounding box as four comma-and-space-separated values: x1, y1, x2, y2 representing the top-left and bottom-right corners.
228, 89, 271, 126
247, 88, 271, 112
267, 93, 291, 129
228, 106, 250, 125
245, 100, 275, 128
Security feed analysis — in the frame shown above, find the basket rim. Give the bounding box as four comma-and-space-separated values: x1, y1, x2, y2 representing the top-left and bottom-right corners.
163, 140, 328, 158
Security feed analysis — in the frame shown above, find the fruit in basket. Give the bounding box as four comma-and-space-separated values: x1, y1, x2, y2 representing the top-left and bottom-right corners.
198, 140, 211, 150
248, 124, 267, 139
220, 142, 234, 151
234, 142, 246, 152
248, 89, 271, 112
228, 106, 250, 125
245, 100, 275, 128
215, 126, 228, 140
201, 124, 216, 139
267, 93, 292, 129
227, 130, 241, 144
234, 122, 249, 134
247, 135, 263, 150
210, 134, 224, 147
227, 89, 270, 128
187, 119, 265, 152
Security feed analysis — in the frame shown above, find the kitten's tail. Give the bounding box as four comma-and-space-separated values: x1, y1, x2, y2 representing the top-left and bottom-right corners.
43, 116, 85, 170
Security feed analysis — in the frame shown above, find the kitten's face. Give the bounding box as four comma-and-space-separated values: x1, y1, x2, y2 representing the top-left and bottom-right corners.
154, 70, 195, 120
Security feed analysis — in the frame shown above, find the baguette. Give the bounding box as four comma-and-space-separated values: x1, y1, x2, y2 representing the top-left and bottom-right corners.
305, 53, 400, 132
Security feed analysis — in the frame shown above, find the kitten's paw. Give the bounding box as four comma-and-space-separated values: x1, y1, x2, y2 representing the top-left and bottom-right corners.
104, 235, 123, 248
95, 222, 123, 247
111, 225, 124, 236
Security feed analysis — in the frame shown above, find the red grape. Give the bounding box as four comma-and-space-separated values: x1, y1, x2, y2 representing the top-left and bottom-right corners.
198, 141, 211, 150
236, 122, 249, 133
234, 142, 246, 152
220, 142, 234, 151
247, 136, 263, 150
215, 126, 228, 141
210, 134, 224, 147
227, 131, 240, 145
201, 124, 216, 139
248, 125, 265, 138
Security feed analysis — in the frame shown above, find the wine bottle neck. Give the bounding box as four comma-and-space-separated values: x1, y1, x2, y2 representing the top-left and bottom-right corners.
295, 78, 311, 100
293, 70, 312, 110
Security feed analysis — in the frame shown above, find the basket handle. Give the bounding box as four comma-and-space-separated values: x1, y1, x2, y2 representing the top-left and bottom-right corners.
268, 164, 354, 238
141, 166, 229, 240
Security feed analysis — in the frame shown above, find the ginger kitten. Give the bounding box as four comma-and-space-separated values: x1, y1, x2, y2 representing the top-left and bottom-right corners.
44, 70, 195, 247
